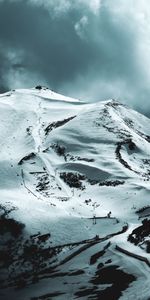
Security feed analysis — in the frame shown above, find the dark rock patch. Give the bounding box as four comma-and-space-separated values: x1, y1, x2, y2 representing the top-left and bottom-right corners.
45, 116, 76, 135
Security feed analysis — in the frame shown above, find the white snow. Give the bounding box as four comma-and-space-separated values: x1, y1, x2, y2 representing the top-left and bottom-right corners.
0, 87, 150, 300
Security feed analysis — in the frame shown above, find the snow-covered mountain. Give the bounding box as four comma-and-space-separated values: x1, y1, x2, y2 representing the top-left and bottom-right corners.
0, 86, 150, 300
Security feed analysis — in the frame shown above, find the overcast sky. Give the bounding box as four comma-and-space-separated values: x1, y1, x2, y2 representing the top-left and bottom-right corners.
0, 0, 150, 116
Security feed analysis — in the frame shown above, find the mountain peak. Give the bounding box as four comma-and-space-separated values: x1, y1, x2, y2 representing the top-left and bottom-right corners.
0, 88, 150, 300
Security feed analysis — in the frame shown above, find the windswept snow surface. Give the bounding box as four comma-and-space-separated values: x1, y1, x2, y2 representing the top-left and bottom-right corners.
0, 87, 150, 300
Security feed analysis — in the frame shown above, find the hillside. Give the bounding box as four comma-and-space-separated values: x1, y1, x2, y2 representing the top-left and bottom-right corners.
0, 86, 150, 300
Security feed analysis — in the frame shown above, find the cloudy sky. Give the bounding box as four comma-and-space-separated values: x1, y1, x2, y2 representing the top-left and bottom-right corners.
0, 0, 150, 116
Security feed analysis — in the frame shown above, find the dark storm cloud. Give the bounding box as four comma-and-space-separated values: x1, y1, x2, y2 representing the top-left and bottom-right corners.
0, 0, 150, 116
0, 0, 98, 90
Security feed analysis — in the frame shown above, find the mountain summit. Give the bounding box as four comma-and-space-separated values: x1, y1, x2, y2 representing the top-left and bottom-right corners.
0, 87, 150, 300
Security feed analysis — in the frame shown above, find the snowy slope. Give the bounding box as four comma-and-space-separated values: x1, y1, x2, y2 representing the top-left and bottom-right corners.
0, 87, 150, 300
